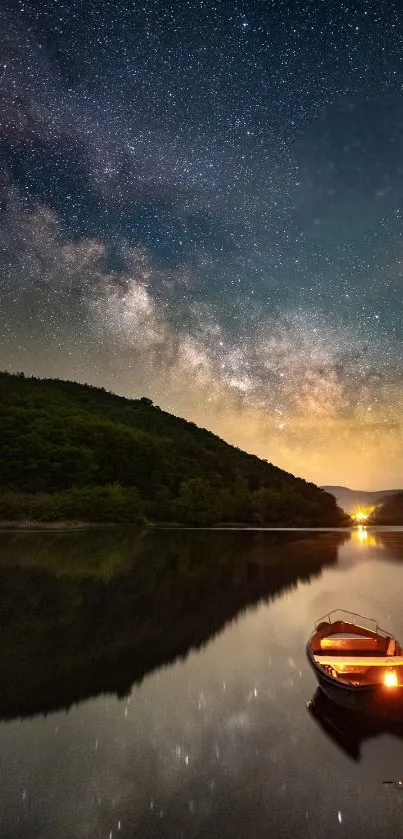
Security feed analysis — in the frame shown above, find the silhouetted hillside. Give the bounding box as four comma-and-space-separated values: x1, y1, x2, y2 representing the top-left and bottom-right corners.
369, 492, 403, 525
0, 372, 348, 526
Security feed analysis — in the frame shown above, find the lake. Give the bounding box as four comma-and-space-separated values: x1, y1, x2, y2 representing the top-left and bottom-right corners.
1, 527, 403, 838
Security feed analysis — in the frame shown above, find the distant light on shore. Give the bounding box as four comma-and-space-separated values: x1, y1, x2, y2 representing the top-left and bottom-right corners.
351, 508, 373, 524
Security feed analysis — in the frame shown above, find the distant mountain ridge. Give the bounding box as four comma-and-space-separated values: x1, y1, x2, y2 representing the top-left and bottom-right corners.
321, 485, 402, 513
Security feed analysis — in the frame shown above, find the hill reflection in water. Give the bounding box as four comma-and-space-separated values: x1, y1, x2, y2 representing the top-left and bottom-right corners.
0, 528, 348, 720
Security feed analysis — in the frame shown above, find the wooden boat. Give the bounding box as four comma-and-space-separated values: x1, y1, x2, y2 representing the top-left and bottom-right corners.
306, 610, 403, 715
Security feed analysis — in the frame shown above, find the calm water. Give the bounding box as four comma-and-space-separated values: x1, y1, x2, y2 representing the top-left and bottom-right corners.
1, 527, 403, 838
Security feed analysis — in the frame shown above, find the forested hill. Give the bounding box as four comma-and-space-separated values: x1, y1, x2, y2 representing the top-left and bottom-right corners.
369, 492, 403, 525
0, 372, 348, 526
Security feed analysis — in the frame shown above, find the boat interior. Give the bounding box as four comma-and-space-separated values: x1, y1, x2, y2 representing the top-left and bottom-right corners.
309, 611, 403, 687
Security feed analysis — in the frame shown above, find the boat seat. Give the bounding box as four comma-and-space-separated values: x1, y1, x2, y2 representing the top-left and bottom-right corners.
320, 634, 386, 653
314, 655, 403, 667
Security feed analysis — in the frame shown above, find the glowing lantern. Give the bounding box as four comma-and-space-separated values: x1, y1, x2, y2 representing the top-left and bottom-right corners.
384, 670, 398, 688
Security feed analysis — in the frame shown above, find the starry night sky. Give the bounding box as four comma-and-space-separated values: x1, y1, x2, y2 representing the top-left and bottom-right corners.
1, 0, 402, 489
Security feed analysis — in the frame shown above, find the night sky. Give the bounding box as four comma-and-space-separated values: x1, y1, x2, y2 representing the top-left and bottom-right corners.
1, 0, 402, 489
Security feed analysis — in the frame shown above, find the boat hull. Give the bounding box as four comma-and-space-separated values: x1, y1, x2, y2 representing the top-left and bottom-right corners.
306, 642, 403, 718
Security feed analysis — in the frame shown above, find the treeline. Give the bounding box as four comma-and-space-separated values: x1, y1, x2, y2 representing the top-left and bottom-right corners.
0, 372, 348, 526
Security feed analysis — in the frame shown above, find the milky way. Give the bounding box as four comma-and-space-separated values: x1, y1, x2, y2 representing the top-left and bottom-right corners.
1, 0, 403, 487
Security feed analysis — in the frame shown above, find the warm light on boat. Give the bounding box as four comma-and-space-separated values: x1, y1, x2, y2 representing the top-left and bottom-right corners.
384, 670, 398, 688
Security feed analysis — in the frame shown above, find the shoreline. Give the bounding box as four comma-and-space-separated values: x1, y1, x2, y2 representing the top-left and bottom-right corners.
0, 519, 364, 532
0, 520, 401, 533
0, 520, 124, 532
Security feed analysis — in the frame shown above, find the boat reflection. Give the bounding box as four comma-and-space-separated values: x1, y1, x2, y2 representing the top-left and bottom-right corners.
307, 687, 403, 762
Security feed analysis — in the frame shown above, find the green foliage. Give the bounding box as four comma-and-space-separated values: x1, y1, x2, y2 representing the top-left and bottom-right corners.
0, 486, 143, 523
0, 372, 347, 525
176, 478, 216, 524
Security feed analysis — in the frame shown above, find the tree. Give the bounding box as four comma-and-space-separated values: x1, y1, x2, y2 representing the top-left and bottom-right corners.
176, 478, 216, 525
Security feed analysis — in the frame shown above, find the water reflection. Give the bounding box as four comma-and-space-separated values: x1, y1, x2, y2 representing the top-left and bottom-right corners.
351, 526, 400, 549
0, 529, 347, 719
1, 528, 403, 838
351, 525, 374, 545
308, 688, 403, 762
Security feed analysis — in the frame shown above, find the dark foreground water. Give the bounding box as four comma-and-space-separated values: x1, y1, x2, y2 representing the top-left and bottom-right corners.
1, 527, 403, 838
